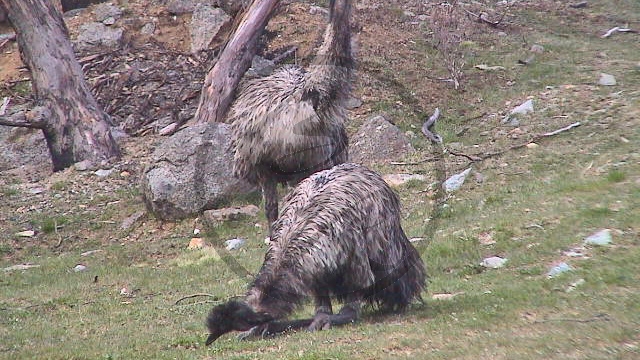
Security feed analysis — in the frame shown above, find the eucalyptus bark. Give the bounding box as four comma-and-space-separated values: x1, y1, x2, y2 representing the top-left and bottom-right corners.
0, 0, 120, 171
194, 0, 280, 123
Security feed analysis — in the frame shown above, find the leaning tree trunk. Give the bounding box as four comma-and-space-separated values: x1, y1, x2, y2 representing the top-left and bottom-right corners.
194, 0, 280, 123
0, 0, 120, 171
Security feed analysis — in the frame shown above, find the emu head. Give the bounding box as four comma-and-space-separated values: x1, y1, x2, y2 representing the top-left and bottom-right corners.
205, 300, 274, 345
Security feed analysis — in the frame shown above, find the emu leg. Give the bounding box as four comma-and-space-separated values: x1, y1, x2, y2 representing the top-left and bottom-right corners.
314, 296, 333, 316
308, 301, 361, 331
262, 179, 278, 235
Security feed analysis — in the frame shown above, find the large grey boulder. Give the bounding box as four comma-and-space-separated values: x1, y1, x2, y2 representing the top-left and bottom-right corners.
141, 122, 257, 220
350, 115, 415, 165
73, 22, 123, 51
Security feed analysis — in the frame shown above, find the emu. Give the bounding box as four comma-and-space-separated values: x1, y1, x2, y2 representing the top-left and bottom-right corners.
228, 0, 354, 233
205, 163, 427, 345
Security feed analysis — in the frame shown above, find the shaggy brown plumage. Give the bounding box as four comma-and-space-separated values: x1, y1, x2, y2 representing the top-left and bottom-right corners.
206, 163, 427, 345
228, 0, 354, 230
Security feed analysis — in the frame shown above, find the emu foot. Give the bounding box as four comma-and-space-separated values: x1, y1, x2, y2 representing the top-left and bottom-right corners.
308, 313, 332, 332
237, 324, 270, 341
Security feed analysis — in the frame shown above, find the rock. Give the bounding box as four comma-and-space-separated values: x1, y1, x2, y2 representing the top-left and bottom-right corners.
547, 262, 572, 278
309, 5, 329, 16
432, 292, 464, 300
345, 96, 363, 109
350, 115, 415, 165
481, 256, 507, 269
225, 238, 246, 251
503, 99, 534, 124
188, 237, 205, 249
218, 0, 252, 16
566, 278, 585, 292
15, 230, 35, 237
74, 22, 124, 51
530, 44, 544, 54
141, 122, 257, 220
203, 204, 260, 223
584, 228, 612, 246
120, 210, 146, 231
246, 55, 275, 77
598, 73, 616, 86
3, 263, 40, 272
73, 264, 87, 272
382, 173, 426, 187
166, 0, 218, 14
141, 22, 156, 35
510, 99, 534, 115
190, 4, 231, 53
94, 168, 113, 177
443, 167, 472, 192
74, 159, 94, 171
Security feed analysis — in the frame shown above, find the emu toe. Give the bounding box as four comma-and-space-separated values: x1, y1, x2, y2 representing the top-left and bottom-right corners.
307, 313, 332, 332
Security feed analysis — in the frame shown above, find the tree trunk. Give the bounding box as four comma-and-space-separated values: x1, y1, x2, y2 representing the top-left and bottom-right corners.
194, 0, 280, 123
0, 0, 120, 171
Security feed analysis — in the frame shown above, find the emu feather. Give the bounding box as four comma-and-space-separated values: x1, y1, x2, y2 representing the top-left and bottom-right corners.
206, 163, 427, 344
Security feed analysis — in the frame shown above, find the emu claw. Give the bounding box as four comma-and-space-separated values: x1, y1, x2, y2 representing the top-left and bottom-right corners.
307, 313, 331, 332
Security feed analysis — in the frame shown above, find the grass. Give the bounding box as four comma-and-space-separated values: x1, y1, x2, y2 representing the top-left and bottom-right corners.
2, 0, 640, 359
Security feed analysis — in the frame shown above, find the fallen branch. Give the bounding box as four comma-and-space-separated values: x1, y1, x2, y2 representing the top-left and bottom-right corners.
394, 121, 582, 165
601, 26, 637, 38
534, 313, 611, 324
271, 45, 298, 65
463, 9, 507, 28
421, 107, 443, 143
174, 293, 218, 305
0, 32, 16, 50
0, 106, 48, 129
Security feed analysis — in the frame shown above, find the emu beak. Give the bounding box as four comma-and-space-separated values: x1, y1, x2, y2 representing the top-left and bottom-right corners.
205, 331, 223, 346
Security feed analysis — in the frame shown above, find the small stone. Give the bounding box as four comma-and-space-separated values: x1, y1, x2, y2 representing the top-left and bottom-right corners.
510, 99, 535, 115
345, 96, 363, 109
530, 44, 544, 54
158, 122, 179, 136
28, 187, 45, 195
102, 16, 116, 26
15, 230, 35, 237
141, 22, 156, 35
119, 171, 130, 178
225, 238, 245, 251
584, 228, 612, 246
566, 278, 585, 292
478, 231, 496, 245
383, 173, 426, 187
204, 205, 260, 223
547, 262, 572, 278
74, 160, 93, 171
120, 211, 145, 231
193, 228, 201, 235
94, 169, 114, 177
481, 256, 507, 269
188, 237, 205, 249
417, 14, 428, 21
432, 292, 464, 300
409, 237, 424, 243
598, 73, 616, 86
443, 168, 472, 193
73, 264, 87, 272
526, 142, 539, 149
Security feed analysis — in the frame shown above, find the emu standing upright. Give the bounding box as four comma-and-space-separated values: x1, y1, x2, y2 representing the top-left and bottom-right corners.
205, 164, 427, 344
228, 0, 354, 233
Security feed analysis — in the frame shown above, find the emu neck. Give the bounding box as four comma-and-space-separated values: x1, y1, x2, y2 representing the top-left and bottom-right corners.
314, 0, 352, 69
